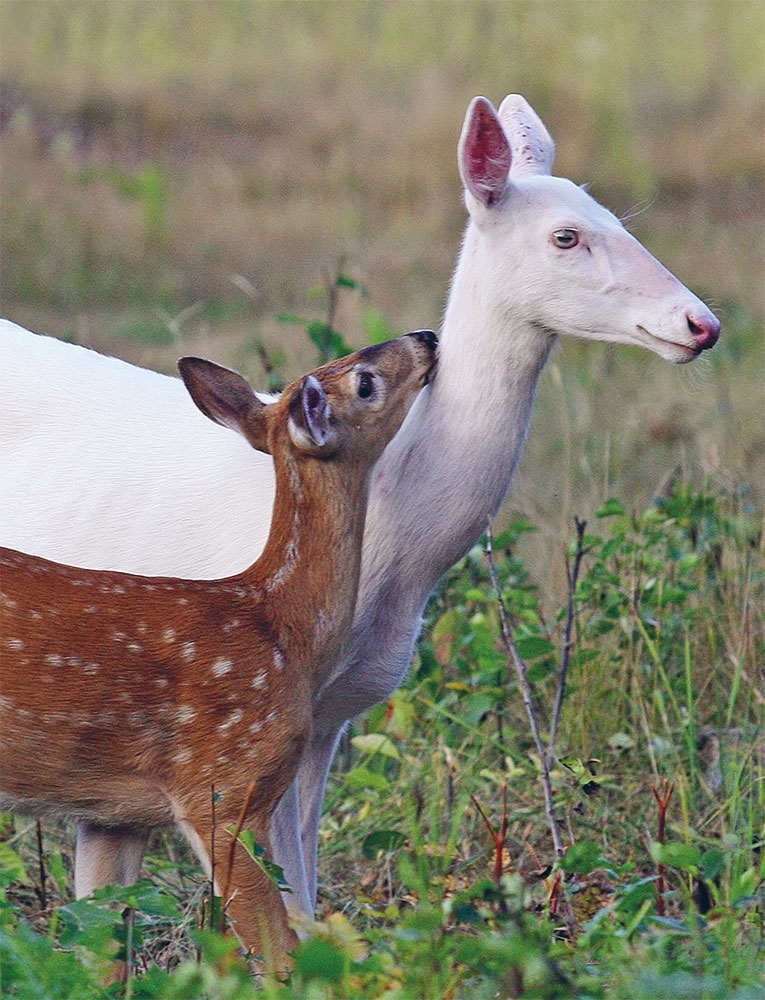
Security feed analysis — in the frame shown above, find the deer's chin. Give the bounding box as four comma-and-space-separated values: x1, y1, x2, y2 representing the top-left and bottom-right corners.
636, 327, 701, 364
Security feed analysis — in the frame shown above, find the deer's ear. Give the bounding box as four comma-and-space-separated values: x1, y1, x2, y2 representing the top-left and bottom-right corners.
497, 94, 555, 177
458, 96, 512, 209
178, 357, 270, 454
287, 375, 335, 453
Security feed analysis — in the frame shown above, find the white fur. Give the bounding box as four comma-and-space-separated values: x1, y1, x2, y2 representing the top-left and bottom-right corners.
0, 95, 719, 915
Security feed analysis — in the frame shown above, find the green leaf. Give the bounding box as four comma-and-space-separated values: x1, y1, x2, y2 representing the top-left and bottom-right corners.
57, 896, 124, 950
45, 850, 69, 892
363, 307, 396, 344
361, 829, 407, 859
651, 841, 701, 872
0, 843, 26, 885
614, 876, 658, 915
345, 766, 390, 793
352, 733, 400, 759
229, 828, 293, 893
561, 841, 607, 874
514, 634, 555, 659
596, 498, 627, 517
460, 692, 495, 726
275, 311, 306, 325
294, 936, 347, 982
699, 847, 725, 881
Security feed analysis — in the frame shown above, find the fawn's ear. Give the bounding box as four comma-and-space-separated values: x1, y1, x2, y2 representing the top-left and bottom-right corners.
287, 375, 335, 453
178, 357, 270, 454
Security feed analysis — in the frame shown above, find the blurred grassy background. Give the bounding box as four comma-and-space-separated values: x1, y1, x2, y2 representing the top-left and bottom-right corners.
1, 0, 762, 599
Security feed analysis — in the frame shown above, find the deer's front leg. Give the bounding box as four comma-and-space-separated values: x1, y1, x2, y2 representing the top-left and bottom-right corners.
182, 807, 297, 974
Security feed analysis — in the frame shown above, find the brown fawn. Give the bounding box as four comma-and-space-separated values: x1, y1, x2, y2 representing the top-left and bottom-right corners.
0, 330, 436, 969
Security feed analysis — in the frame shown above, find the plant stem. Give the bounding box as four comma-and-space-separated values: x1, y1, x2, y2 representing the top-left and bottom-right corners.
652, 779, 674, 917
486, 526, 566, 859
34, 820, 47, 912
548, 517, 588, 769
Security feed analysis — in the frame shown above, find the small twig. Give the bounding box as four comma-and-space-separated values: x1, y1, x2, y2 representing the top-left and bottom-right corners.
652, 779, 674, 916
34, 820, 47, 912
323, 256, 348, 336
486, 526, 566, 859
548, 517, 588, 768
251, 340, 282, 389
123, 906, 135, 997
471, 784, 509, 884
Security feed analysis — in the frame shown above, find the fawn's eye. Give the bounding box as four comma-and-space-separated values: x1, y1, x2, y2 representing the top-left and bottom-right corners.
357, 371, 376, 399
552, 228, 579, 249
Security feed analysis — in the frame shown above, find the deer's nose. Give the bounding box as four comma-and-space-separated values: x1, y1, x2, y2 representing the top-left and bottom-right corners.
687, 311, 720, 351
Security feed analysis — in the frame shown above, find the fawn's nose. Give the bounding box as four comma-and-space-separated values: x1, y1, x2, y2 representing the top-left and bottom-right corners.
687, 311, 720, 351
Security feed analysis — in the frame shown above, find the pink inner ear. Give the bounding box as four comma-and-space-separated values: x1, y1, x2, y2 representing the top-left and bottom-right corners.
462, 99, 512, 207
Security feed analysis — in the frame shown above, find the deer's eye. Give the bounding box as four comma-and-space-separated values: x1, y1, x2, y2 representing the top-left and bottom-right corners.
357, 371, 376, 399
552, 228, 579, 249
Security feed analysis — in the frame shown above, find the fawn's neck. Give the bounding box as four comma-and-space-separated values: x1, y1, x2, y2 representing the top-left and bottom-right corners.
240, 449, 370, 685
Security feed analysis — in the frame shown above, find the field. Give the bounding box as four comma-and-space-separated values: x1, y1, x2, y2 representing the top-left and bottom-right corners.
0, 2, 763, 997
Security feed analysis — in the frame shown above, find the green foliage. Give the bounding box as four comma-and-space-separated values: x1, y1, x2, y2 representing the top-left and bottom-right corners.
277, 270, 363, 365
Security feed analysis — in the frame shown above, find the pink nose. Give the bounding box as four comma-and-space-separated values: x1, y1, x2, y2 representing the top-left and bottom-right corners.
687, 311, 720, 351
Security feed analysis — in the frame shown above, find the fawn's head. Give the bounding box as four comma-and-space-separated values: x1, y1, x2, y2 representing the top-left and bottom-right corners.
178, 330, 437, 466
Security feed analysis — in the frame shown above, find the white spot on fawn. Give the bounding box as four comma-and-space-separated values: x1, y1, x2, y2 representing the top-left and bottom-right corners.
177, 705, 196, 725
266, 539, 298, 591
6, 638, 23, 651
211, 657, 233, 678
222, 618, 241, 634
163, 628, 176, 644
251, 671, 267, 689
181, 642, 196, 663
273, 648, 285, 671
45, 654, 63, 668
218, 708, 244, 731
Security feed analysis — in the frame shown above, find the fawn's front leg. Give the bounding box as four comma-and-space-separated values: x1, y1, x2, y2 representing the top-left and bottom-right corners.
182, 805, 298, 974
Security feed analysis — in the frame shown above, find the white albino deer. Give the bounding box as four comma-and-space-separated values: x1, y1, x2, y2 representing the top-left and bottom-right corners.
0, 94, 719, 917
0, 332, 437, 967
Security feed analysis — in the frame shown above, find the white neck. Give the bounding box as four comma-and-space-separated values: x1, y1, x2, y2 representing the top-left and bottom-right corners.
358, 223, 555, 619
